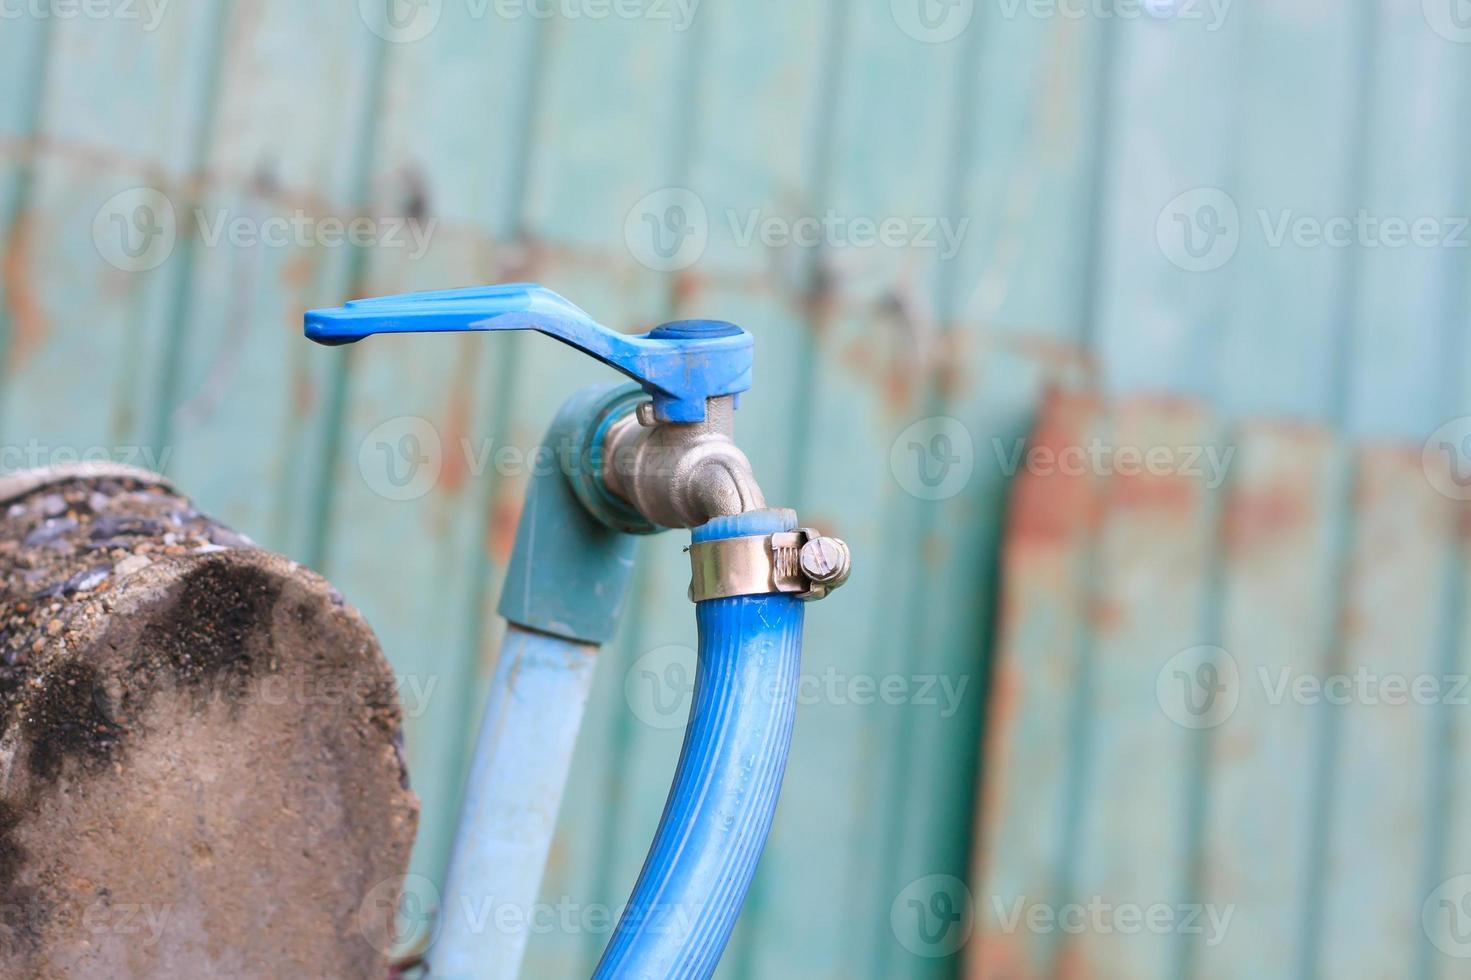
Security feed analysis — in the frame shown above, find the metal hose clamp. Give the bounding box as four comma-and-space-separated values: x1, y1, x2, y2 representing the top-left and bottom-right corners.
688, 527, 851, 603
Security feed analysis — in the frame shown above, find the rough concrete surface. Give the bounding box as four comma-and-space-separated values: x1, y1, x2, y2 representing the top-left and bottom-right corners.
0, 469, 419, 978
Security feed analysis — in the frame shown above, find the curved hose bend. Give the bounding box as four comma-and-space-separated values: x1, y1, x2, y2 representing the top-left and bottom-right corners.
594, 510, 804, 979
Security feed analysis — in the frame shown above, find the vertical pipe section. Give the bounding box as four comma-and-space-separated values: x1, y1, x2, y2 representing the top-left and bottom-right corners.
429, 383, 645, 979
595, 510, 805, 979
434, 624, 600, 980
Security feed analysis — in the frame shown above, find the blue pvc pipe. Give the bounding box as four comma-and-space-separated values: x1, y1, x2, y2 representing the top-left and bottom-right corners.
431, 625, 600, 980
595, 510, 805, 979
429, 385, 645, 980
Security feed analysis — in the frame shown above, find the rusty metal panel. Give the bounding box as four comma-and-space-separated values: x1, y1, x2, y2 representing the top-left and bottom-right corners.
0, 6, 227, 453
885, 6, 1109, 976
162, 0, 381, 555
4, 1, 1471, 978
1317, 449, 1454, 976
1436, 490, 1471, 980
971, 402, 1471, 980
1063, 399, 1219, 977
1194, 423, 1342, 980
968, 387, 1102, 980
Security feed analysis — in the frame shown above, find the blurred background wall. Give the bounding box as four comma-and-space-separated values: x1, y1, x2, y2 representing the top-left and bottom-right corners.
1, 0, 1469, 977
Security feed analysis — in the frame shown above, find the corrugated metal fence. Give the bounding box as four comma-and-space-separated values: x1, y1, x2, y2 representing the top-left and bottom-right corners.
0, 1, 1467, 977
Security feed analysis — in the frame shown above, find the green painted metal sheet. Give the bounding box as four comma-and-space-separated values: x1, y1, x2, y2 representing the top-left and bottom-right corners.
2, 1, 1469, 978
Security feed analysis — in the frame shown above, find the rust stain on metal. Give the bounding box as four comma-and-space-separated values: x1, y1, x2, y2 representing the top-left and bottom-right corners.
2, 210, 46, 372
1222, 420, 1334, 556
1087, 596, 1126, 633
487, 492, 521, 565
800, 260, 839, 335
1224, 483, 1308, 555
1353, 444, 1422, 508
921, 530, 948, 567
280, 251, 315, 292
1110, 468, 1200, 513
968, 931, 1039, 980
933, 328, 976, 404
671, 267, 702, 310
502, 234, 545, 284
1004, 386, 1101, 549
1051, 938, 1094, 980
437, 343, 477, 496
1108, 396, 1210, 515
1116, 393, 1206, 421
290, 366, 315, 418
1456, 504, 1471, 544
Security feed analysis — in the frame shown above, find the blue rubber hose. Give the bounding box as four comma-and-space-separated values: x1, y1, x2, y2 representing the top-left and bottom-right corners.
594, 509, 805, 979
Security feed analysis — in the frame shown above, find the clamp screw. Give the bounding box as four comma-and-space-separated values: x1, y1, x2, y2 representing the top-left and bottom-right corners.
799, 536, 851, 590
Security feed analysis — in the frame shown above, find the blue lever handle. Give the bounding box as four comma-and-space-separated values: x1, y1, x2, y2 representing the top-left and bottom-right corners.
304, 282, 752, 423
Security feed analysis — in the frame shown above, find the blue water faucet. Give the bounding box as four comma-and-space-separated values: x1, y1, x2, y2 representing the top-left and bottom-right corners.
306, 283, 850, 980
